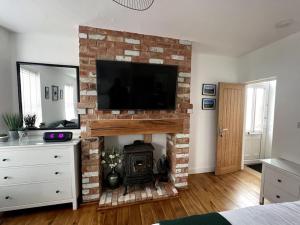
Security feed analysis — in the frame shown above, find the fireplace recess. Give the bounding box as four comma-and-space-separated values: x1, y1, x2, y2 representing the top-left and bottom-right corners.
123, 141, 155, 195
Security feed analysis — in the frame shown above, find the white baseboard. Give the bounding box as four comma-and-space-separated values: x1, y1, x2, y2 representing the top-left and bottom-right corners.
244, 159, 262, 165
189, 167, 215, 174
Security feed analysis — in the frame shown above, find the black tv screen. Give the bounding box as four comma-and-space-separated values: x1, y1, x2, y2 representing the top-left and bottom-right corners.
96, 60, 178, 110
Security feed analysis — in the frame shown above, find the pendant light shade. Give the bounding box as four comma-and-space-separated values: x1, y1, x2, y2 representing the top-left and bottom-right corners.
112, 0, 154, 11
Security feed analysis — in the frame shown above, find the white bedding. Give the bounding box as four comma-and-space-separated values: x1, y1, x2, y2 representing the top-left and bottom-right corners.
221, 201, 300, 225
154, 201, 300, 225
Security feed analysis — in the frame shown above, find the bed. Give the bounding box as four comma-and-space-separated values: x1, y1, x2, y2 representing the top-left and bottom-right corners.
154, 201, 300, 225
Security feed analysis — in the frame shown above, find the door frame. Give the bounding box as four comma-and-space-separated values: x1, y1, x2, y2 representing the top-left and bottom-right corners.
242, 77, 277, 166
244, 82, 269, 163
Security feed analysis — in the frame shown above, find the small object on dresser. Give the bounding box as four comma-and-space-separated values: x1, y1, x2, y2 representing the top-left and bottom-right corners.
24, 114, 37, 129
43, 132, 73, 142
18, 128, 28, 140
2, 113, 23, 139
0, 134, 9, 142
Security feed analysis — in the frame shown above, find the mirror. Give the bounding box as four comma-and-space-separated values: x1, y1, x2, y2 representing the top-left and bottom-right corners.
17, 62, 80, 130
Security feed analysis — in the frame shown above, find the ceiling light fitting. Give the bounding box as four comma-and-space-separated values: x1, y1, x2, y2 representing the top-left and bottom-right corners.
112, 0, 154, 11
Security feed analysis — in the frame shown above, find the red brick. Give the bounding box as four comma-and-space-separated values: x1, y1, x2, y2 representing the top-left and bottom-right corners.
78, 102, 96, 109
175, 148, 189, 154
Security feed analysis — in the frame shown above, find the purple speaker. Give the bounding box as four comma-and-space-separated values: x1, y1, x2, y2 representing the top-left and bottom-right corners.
43, 132, 73, 142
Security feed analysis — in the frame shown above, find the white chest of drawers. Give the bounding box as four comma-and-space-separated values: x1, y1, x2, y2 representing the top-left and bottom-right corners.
0, 138, 80, 212
260, 158, 300, 205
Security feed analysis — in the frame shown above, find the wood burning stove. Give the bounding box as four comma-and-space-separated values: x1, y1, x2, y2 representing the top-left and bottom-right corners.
123, 140, 155, 195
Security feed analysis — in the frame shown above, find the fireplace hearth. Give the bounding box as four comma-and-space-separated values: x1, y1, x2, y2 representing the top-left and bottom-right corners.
123, 140, 155, 195
98, 139, 180, 209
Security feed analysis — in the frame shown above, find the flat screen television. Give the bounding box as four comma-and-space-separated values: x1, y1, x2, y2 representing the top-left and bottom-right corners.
96, 60, 178, 110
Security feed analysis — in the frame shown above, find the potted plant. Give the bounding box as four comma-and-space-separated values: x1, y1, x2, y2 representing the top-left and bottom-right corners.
101, 147, 122, 189
24, 114, 37, 129
2, 113, 23, 140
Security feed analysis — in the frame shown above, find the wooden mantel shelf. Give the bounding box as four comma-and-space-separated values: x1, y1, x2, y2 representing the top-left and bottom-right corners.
89, 119, 184, 137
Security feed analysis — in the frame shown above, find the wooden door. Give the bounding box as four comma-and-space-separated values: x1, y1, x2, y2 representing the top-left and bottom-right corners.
215, 82, 245, 175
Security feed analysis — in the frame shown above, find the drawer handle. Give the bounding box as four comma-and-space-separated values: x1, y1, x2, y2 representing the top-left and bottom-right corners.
56, 190, 60, 194
5, 196, 10, 200
276, 195, 281, 199
2, 159, 8, 162
3, 176, 9, 180
277, 179, 282, 183
54, 155, 59, 159
54, 172, 60, 175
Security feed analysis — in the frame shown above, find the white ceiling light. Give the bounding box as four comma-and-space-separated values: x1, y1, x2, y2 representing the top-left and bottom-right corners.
112, 0, 154, 11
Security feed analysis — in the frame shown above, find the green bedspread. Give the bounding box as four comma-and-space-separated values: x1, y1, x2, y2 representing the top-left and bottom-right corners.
159, 213, 231, 225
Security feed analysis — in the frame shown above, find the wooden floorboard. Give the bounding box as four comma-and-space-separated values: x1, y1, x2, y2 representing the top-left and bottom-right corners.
0, 168, 261, 225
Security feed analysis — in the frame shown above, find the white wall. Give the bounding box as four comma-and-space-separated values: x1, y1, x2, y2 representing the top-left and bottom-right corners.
11, 33, 79, 113
189, 43, 239, 173
0, 26, 15, 132
239, 31, 300, 164
15, 33, 79, 65
0, 31, 79, 133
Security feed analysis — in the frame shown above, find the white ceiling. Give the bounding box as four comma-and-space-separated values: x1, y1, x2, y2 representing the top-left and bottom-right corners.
1, 0, 300, 56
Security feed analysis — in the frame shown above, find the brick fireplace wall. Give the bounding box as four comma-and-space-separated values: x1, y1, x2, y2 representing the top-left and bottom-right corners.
78, 26, 192, 202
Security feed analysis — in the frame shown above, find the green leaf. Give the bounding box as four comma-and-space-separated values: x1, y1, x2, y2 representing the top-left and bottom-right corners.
2, 113, 23, 131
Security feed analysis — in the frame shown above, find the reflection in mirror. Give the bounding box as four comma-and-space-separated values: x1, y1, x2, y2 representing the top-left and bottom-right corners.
17, 63, 79, 130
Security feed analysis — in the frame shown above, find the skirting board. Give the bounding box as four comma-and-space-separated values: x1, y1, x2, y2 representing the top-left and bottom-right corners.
244, 159, 263, 165
189, 167, 215, 174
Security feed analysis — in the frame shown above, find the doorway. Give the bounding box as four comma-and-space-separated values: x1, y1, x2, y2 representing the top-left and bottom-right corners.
243, 80, 276, 167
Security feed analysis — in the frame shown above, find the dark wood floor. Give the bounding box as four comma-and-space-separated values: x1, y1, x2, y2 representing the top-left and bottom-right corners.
0, 167, 261, 225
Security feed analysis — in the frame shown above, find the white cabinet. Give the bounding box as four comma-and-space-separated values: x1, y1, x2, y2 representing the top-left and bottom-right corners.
0, 147, 72, 167
0, 164, 71, 186
0, 182, 73, 209
260, 158, 300, 204
0, 138, 80, 212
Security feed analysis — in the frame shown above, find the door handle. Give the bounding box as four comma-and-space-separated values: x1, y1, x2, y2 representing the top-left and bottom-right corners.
219, 128, 229, 137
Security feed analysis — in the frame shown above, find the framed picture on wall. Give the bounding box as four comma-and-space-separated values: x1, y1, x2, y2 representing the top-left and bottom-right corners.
202, 84, 217, 96
45, 86, 50, 99
60, 89, 64, 99
202, 98, 216, 110
52, 85, 59, 101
